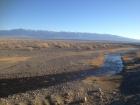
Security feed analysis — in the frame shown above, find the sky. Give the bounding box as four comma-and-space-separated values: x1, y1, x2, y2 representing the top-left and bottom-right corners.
0, 0, 140, 39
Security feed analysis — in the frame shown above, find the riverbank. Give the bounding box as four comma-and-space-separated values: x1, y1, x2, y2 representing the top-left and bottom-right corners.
120, 51, 140, 105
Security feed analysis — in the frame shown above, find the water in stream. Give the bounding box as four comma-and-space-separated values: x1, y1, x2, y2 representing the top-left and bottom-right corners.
94, 54, 123, 76
79, 54, 124, 77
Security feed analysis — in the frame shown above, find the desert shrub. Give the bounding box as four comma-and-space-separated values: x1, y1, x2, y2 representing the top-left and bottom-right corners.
53, 42, 71, 48
0, 39, 132, 50
35, 43, 49, 48
25, 47, 34, 51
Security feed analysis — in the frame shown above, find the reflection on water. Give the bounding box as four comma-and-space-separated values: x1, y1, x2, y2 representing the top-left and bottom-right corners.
96, 54, 123, 76
79, 54, 123, 77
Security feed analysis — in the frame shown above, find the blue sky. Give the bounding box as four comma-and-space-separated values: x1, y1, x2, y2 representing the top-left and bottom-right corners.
0, 0, 140, 39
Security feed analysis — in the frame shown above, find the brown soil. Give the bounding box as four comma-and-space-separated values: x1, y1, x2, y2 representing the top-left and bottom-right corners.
0, 40, 139, 105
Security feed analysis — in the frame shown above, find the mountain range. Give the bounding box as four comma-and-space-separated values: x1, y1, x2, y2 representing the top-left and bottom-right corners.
0, 29, 139, 43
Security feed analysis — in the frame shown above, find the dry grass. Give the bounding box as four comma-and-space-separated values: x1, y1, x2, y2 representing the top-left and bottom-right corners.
0, 56, 31, 63
122, 55, 134, 62
52, 41, 71, 48
0, 56, 31, 71
109, 47, 134, 53
122, 51, 140, 70
122, 51, 140, 63
0, 39, 132, 50
34, 42, 49, 48
0, 40, 50, 50
87, 54, 105, 68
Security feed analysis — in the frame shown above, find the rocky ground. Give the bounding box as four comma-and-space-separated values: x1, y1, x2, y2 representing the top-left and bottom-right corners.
0, 40, 139, 105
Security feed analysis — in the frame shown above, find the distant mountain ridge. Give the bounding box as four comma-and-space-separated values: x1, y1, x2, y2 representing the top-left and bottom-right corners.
0, 29, 139, 43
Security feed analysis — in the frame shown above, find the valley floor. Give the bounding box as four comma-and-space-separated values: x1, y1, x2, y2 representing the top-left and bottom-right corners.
0, 40, 139, 105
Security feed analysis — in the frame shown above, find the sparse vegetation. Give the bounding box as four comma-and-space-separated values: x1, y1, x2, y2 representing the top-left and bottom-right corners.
88, 53, 105, 68
0, 56, 30, 62
0, 39, 132, 50
0, 39, 139, 105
